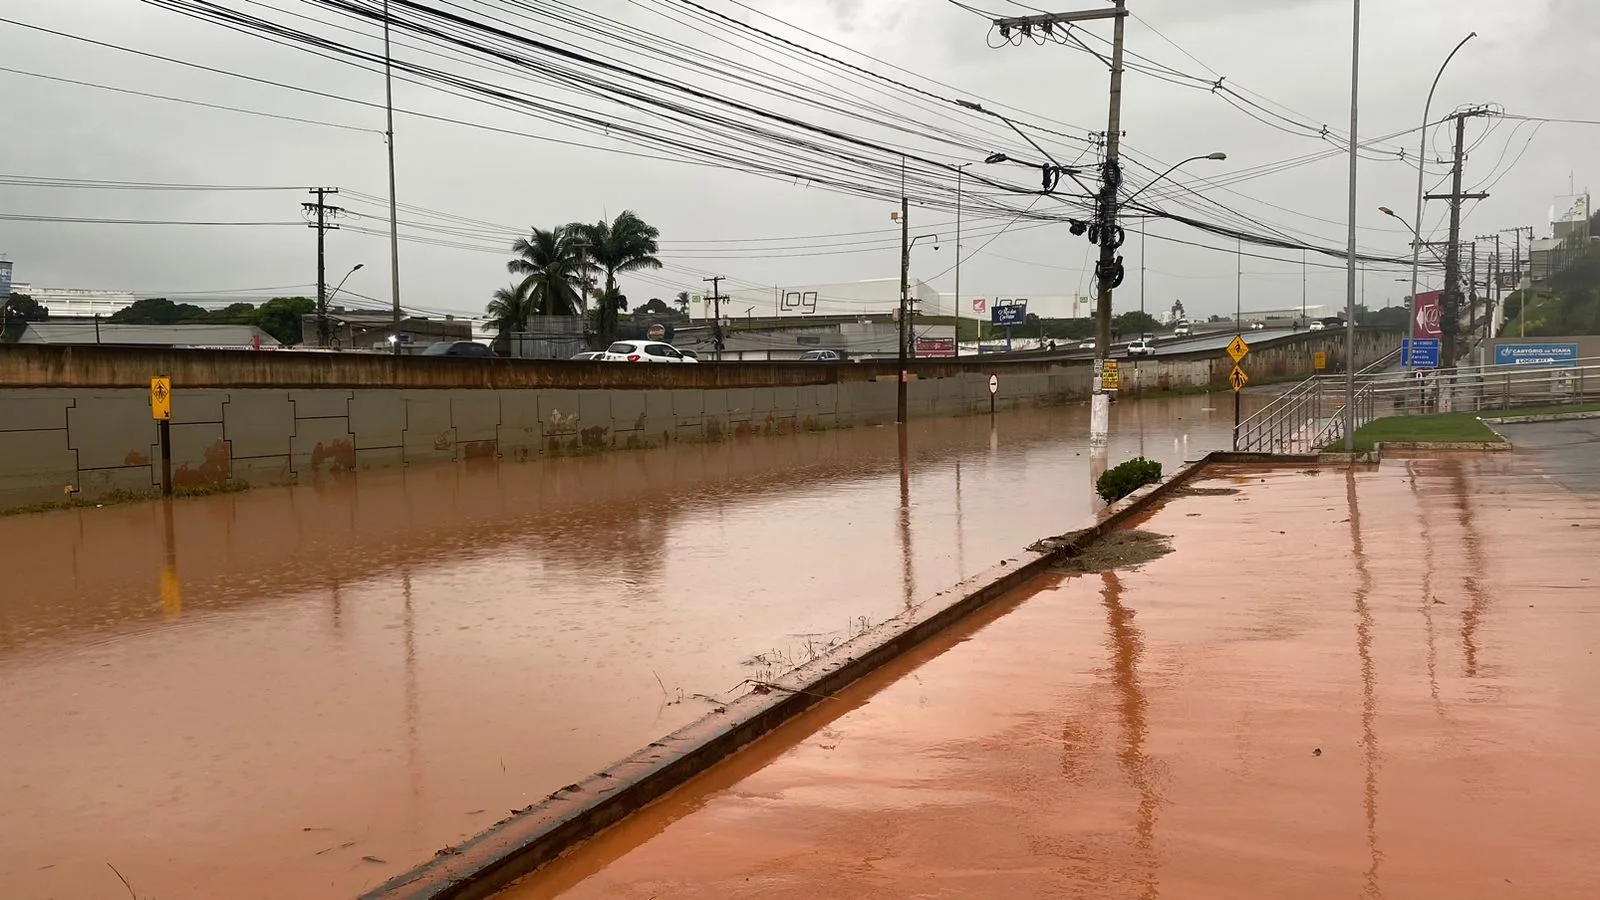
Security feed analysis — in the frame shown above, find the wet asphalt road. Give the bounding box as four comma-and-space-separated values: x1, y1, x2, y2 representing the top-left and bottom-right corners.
1494, 417, 1600, 492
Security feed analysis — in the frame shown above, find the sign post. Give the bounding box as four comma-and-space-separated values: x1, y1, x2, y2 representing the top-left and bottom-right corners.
988, 372, 998, 417
151, 377, 173, 496
1227, 336, 1250, 450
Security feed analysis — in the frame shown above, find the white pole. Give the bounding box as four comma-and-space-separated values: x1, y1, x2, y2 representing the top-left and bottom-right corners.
384, 0, 402, 354
1343, 0, 1361, 451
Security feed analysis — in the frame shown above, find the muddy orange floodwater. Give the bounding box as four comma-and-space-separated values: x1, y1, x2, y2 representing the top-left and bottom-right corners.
1, 398, 1242, 900
504, 457, 1600, 899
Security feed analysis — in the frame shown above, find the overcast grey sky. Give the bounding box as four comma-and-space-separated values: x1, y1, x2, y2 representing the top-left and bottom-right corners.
0, 0, 1593, 322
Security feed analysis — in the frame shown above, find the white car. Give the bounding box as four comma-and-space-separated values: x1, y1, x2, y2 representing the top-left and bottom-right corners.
1077, 339, 1096, 350
1173, 322, 1192, 337
601, 340, 699, 363
1126, 338, 1156, 358
1308, 320, 1326, 332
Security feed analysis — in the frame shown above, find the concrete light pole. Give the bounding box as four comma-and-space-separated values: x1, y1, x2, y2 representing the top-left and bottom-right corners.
1404, 32, 1476, 371
1342, 0, 1362, 452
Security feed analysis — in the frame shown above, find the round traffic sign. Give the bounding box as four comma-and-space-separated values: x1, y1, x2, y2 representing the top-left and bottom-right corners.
988, 374, 999, 395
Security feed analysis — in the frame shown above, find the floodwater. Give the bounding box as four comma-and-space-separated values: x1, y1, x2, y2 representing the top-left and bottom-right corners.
504, 456, 1600, 899
0, 394, 1238, 900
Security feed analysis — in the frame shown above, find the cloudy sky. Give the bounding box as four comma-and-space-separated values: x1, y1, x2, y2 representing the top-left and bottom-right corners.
0, 0, 1593, 322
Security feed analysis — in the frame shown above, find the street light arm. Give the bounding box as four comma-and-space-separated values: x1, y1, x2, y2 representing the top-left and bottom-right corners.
328, 263, 365, 305
959, 99, 1066, 170
1122, 154, 1226, 206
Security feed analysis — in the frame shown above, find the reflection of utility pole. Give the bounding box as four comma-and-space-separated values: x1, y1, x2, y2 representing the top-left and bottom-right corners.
702, 275, 726, 360
303, 188, 343, 348
1427, 108, 1490, 368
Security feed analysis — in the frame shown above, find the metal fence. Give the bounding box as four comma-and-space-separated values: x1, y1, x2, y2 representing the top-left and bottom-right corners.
1235, 351, 1600, 454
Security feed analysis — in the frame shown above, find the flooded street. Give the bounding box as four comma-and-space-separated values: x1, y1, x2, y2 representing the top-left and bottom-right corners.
0, 394, 1237, 900
503, 456, 1600, 900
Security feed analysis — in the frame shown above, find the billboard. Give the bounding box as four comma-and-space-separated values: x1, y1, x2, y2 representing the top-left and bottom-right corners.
991, 299, 1027, 327
1494, 343, 1580, 367
1412, 290, 1443, 340
0, 260, 12, 300
915, 337, 955, 358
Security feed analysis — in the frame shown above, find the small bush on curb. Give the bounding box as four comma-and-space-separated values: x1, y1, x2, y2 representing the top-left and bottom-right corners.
1096, 457, 1163, 504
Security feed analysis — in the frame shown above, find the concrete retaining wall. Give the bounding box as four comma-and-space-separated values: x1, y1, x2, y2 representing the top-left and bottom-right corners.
0, 330, 1398, 509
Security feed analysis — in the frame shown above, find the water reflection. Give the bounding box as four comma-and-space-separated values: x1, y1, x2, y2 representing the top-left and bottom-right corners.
1100, 570, 1162, 899
1404, 461, 1445, 717
159, 500, 182, 618
1447, 460, 1492, 680
1344, 469, 1384, 898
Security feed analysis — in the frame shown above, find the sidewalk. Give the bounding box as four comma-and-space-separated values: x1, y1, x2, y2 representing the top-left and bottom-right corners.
500, 456, 1600, 900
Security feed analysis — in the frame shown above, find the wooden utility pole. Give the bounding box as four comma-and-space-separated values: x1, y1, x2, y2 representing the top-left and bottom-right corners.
303, 188, 343, 348
896, 195, 910, 424
702, 275, 726, 360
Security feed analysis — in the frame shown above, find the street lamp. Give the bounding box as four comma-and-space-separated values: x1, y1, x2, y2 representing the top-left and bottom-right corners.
330, 263, 364, 305
1122, 153, 1228, 206
1379, 208, 1447, 265
1403, 32, 1477, 371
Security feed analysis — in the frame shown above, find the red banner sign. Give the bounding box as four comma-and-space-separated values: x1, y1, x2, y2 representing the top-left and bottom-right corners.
1412, 290, 1443, 340
915, 338, 956, 358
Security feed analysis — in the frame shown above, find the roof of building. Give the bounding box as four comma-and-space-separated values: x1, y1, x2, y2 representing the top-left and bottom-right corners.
15, 322, 281, 347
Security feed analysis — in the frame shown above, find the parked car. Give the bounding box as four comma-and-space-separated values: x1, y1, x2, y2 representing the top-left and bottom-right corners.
1173, 322, 1192, 337
1308, 320, 1326, 332
571, 351, 604, 360
600, 340, 699, 363
799, 349, 843, 362
420, 340, 492, 358
1126, 338, 1156, 358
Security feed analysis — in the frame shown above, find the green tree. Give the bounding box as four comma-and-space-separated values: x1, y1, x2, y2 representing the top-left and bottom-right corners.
485, 283, 533, 340
507, 225, 585, 317
572, 210, 662, 344
674, 290, 690, 316
2, 293, 48, 342
109, 297, 209, 324
253, 297, 314, 344
1113, 310, 1160, 336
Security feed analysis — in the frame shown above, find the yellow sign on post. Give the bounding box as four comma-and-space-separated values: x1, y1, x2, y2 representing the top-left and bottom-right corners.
1313, 351, 1327, 370
1101, 360, 1120, 391
150, 377, 172, 421
1230, 366, 1250, 393
1227, 335, 1251, 364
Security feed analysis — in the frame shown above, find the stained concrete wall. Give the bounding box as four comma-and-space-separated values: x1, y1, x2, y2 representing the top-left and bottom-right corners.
0, 329, 1398, 509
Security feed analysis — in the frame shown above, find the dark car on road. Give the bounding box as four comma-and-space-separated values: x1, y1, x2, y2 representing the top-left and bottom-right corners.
421, 341, 492, 358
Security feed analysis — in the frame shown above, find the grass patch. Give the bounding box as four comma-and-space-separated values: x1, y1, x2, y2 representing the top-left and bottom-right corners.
1, 480, 249, 517
1344, 412, 1502, 452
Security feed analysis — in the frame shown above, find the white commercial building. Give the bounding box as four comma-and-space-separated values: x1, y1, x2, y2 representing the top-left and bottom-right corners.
8, 283, 136, 317
688, 278, 1095, 322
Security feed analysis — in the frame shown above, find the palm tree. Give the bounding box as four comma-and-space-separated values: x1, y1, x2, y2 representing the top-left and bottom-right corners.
674, 291, 690, 316
571, 211, 662, 344
507, 225, 584, 317
485, 283, 532, 345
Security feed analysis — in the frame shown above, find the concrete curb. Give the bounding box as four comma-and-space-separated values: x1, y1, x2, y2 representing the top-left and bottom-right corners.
357, 452, 1225, 900
1376, 441, 1511, 455
1480, 410, 1600, 425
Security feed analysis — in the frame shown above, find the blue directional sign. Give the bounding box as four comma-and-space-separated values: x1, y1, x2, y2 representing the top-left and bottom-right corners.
0, 260, 12, 301
991, 302, 1027, 326
1401, 338, 1440, 369
1494, 342, 1580, 367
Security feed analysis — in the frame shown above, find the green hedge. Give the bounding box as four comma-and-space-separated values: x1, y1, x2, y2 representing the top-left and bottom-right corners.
1096, 457, 1163, 504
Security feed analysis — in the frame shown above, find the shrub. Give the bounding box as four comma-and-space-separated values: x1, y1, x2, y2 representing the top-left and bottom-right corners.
1096, 457, 1163, 504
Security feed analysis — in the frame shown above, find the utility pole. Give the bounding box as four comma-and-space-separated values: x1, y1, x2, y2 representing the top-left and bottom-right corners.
303, 188, 343, 348
1426, 107, 1490, 369
1477, 233, 1501, 342
896, 194, 910, 424
1502, 225, 1529, 337
383, 0, 402, 355
991, 3, 1126, 444
702, 275, 726, 361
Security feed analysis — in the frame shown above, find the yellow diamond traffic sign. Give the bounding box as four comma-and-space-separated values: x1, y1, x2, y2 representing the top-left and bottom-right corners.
1229, 365, 1249, 393
150, 376, 172, 421
1227, 335, 1250, 364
